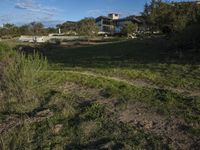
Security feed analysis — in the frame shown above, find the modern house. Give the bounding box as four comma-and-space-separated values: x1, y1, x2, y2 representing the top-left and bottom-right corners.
96, 13, 143, 35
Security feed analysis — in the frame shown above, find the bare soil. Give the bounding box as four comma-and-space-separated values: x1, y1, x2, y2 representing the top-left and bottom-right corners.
61, 81, 200, 150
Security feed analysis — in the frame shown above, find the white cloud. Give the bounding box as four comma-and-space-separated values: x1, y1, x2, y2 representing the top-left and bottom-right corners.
15, 0, 59, 16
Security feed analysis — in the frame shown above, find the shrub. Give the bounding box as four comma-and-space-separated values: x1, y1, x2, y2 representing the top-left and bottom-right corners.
121, 21, 138, 36
0, 44, 55, 113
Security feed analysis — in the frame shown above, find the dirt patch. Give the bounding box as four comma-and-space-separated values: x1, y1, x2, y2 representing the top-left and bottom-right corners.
53, 79, 200, 149
0, 109, 53, 135
52, 124, 63, 134
118, 101, 199, 150
61, 81, 101, 100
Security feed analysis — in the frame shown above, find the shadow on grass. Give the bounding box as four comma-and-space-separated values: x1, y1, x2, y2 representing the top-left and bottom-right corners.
14, 37, 200, 69
66, 138, 123, 150
39, 38, 169, 67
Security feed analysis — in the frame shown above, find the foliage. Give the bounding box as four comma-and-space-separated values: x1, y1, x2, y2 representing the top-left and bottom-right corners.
77, 18, 99, 36
142, 0, 200, 33
0, 24, 20, 38
142, 0, 200, 51
57, 21, 78, 33
0, 37, 200, 150
57, 18, 99, 36
0, 22, 52, 38
21, 22, 44, 35
121, 21, 138, 36
84, 103, 105, 120
0, 44, 56, 113
0, 18, 99, 37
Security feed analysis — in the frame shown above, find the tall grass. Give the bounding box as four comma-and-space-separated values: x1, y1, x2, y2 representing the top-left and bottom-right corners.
0, 44, 55, 113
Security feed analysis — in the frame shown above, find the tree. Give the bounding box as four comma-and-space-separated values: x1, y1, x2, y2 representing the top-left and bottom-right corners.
121, 21, 138, 36
19, 25, 31, 35
3, 23, 15, 29
0, 23, 20, 38
28, 22, 44, 35
142, 0, 200, 34
77, 18, 99, 36
57, 21, 78, 33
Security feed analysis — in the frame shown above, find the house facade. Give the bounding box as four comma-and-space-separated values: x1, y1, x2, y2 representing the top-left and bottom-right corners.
96, 13, 143, 35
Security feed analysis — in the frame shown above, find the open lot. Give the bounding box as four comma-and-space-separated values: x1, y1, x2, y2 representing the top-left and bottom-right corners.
0, 37, 200, 149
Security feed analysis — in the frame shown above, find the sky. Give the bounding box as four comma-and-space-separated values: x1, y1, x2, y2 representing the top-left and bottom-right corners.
0, 0, 195, 27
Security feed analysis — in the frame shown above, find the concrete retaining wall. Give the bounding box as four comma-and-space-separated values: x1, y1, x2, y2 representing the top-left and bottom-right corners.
19, 35, 87, 43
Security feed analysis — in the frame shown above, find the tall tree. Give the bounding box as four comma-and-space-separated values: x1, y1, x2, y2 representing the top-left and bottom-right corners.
29, 22, 44, 35
77, 18, 99, 36
121, 21, 138, 36
142, 0, 200, 34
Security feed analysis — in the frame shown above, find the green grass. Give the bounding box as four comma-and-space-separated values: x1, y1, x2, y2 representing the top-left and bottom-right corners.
0, 92, 171, 150
0, 45, 58, 113
56, 71, 200, 124
0, 37, 200, 149
42, 38, 200, 90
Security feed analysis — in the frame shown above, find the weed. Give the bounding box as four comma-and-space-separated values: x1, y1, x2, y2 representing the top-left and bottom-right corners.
0, 44, 57, 113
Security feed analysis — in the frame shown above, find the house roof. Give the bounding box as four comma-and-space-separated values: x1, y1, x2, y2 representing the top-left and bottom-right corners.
96, 16, 112, 21
115, 16, 142, 24
126, 16, 143, 23
95, 15, 143, 24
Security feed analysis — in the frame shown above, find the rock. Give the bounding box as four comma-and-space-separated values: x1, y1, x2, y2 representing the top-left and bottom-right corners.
53, 124, 63, 134
101, 141, 115, 149
143, 120, 153, 129
36, 109, 52, 117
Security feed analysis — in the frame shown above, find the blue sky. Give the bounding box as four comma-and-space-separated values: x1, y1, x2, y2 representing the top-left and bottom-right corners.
0, 0, 194, 27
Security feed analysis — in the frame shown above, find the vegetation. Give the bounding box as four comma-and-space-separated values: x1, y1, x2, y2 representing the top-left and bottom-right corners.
142, 0, 200, 54
0, 45, 57, 113
121, 21, 138, 36
0, 1, 200, 149
0, 22, 56, 38
142, 0, 200, 34
57, 18, 99, 36
77, 18, 99, 36
0, 18, 98, 38
1, 33, 200, 149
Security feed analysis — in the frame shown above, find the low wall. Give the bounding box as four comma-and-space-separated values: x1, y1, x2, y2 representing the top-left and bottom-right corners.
19, 35, 87, 43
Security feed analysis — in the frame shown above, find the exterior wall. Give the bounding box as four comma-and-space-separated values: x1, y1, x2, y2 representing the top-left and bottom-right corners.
108, 13, 120, 20
96, 18, 115, 34
19, 36, 88, 43
115, 20, 125, 33
96, 19, 103, 31
96, 14, 144, 34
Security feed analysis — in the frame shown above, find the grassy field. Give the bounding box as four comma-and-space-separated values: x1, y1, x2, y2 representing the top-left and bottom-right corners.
0, 37, 200, 149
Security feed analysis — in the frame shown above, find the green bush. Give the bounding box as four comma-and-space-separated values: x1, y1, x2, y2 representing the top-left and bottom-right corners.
0, 44, 55, 113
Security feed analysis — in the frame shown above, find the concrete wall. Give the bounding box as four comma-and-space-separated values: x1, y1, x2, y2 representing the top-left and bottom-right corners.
19, 35, 87, 43
108, 13, 120, 20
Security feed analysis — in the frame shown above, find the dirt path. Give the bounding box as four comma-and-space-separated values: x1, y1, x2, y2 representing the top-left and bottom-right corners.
57, 70, 200, 97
